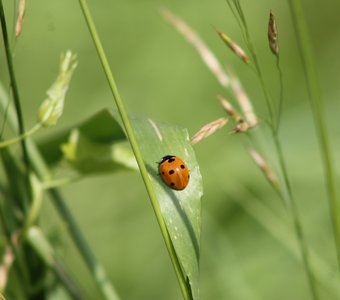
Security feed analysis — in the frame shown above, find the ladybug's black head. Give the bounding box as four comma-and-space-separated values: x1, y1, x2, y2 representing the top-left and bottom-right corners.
158, 155, 176, 165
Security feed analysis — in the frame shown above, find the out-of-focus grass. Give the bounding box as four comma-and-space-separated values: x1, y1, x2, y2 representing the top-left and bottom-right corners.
2, 0, 340, 299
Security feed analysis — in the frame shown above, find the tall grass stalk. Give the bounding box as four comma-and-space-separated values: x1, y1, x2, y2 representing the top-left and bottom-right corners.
287, 0, 340, 271
0, 0, 30, 211
226, 1, 319, 298
77, 1, 192, 299
275, 56, 284, 132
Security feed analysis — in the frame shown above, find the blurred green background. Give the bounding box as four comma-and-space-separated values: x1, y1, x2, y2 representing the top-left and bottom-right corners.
2, 0, 340, 299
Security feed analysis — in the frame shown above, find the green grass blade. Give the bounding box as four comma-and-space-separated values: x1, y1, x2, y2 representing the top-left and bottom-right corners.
287, 0, 340, 270
131, 115, 203, 299
0, 0, 31, 210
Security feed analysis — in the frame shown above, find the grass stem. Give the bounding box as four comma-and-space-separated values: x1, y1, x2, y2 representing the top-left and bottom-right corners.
287, 0, 340, 272
275, 56, 284, 133
274, 136, 319, 299
0, 123, 42, 149
227, 1, 319, 298
0, 0, 31, 210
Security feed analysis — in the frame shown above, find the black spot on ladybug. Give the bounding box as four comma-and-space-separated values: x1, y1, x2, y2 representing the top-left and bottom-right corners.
168, 158, 175, 163
180, 164, 185, 169
169, 170, 175, 175
162, 172, 165, 175
188, 174, 190, 179
170, 182, 175, 187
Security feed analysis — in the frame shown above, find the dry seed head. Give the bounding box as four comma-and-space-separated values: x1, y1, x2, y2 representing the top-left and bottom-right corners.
268, 11, 279, 55
161, 8, 230, 87
229, 70, 257, 128
217, 95, 242, 122
216, 29, 249, 63
15, 0, 26, 37
191, 118, 228, 145
229, 120, 249, 134
248, 148, 279, 188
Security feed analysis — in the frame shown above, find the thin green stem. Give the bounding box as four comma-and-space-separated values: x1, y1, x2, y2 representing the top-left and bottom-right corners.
0, 0, 31, 209
53, 260, 89, 300
77, 1, 191, 299
288, 0, 340, 271
274, 136, 319, 300
0, 123, 42, 149
275, 55, 284, 133
0, 88, 10, 138
229, 1, 319, 298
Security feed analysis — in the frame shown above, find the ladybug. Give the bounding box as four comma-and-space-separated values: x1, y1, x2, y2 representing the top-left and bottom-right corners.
158, 155, 190, 190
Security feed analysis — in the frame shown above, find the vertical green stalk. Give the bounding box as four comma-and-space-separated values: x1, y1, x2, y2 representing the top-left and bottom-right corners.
275, 56, 284, 132
228, 1, 319, 298
77, 1, 191, 299
288, 0, 340, 271
0, 0, 30, 210
274, 135, 319, 299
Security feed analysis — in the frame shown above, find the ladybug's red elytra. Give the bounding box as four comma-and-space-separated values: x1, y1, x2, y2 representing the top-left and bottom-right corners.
158, 155, 190, 190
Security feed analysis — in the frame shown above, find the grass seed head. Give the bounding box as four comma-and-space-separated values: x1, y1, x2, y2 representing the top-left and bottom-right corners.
229, 119, 249, 134
216, 29, 249, 63
217, 95, 243, 122
268, 11, 279, 56
15, 0, 26, 37
191, 118, 228, 145
248, 148, 279, 188
229, 70, 257, 128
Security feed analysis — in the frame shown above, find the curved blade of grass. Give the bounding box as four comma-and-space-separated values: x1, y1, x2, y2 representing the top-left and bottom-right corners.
130, 115, 203, 299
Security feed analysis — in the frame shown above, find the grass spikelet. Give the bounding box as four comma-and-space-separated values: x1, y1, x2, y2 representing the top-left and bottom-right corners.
229, 119, 250, 134
217, 95, 242, 122
268, 11, 279, 56
191, 118, 228, 145
229, 70, 257, 127
248, 148, 279, 189
215, 29, 249, 63
15, 0, 26, 37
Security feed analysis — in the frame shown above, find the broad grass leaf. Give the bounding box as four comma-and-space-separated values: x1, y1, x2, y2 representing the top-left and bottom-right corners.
131, 116, 203, 299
